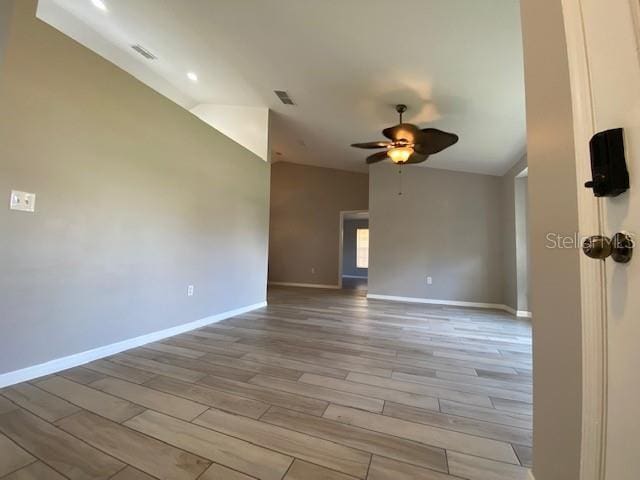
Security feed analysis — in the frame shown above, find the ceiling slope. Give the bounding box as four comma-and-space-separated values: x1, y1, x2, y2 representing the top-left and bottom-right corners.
37, 0, 526, 175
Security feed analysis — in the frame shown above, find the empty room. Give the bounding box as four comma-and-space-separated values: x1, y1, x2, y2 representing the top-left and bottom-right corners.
1, 1, 639, 480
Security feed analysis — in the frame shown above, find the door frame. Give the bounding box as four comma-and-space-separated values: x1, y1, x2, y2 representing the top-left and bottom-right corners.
561, 1, 608, 478
338, 210, 369, 288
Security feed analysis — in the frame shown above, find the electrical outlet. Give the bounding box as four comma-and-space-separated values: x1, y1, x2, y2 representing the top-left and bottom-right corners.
9, 190, 36, 212
311, 267, 316, 274
426, 276, 433, 285
187, 285, 194, 296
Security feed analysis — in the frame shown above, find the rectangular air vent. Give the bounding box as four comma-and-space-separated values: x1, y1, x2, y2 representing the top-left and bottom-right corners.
274, 90, 295, 105
131, 44, 157, 60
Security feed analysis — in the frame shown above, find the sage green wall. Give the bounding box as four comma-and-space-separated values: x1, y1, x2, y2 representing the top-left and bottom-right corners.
0, 0, 270, 376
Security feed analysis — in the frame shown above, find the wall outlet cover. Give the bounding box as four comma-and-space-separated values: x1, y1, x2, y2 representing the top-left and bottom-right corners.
9, 190, 36, 212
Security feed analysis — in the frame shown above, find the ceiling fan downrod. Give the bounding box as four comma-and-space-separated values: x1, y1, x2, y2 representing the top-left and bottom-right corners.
396, 104, 407, 124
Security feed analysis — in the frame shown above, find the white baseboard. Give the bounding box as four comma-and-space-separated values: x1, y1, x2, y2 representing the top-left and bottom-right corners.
502, 304, 533, 318
0, 301, 267, 388
527, 469, 535, 480
341, 275, 368, 279
367, 293, 525, 316
269, 282, 340, 289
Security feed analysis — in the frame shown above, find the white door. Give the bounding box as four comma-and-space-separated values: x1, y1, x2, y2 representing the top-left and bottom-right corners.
567, 1, 640, 478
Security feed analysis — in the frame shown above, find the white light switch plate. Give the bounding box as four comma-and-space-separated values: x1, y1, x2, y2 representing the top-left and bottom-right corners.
9, 190, 36, 212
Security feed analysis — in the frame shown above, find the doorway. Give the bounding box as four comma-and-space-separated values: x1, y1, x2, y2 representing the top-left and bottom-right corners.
339, 210, 369, 291
515, 168, 530, 317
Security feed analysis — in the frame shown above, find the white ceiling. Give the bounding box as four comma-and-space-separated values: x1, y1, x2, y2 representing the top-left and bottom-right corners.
38, 0, 526, 175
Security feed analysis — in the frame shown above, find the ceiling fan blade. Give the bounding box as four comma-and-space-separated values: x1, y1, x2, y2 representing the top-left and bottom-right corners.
414, 128, 459, 155
382, 123, 421, 143
404, 152, 429, 164
351, 141, 392, 149
366, 151, 390, 164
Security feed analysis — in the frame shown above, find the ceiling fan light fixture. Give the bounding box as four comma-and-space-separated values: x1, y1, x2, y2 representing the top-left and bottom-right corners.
388, 146, 414, 164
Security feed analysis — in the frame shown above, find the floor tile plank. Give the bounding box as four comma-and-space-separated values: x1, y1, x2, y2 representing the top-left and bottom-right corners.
89, 377, 208, 421
367, 455, 460, 480
110, 466, 157, 480
383, 402, 532, 446
194, 408, 371, 478
283, 459, 358, 480
1, 383, 80, 422
82, 359, 157, 384
35, 377, 145, 423
2, 461, 66, 480
439, 399, 531, 429
199, 463, 256, 480
0, 408, 124, 479
323, 404, 519, 464
108, 353, 207, 383
199, 375, 328, 416
261, 406, 447, 472
57, 367, 108, 385
57, 411, 209, 480
299, 373, 439, 411
249, 375, 384, 412
345, 373, 494, 407
143, 375, 270, 419
0, 434, 35, 477
447, 451, 530, 480
124, 409, 292, 480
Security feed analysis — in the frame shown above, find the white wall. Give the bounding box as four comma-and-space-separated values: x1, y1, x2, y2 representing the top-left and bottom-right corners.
190, 104, 270, 161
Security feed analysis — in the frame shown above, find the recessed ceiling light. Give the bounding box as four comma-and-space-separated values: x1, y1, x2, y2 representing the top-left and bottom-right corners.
91, 0, 108, 12
187, 72, 198, 82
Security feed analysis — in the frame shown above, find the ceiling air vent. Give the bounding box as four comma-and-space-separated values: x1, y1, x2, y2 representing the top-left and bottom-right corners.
274, 90, 295, 105
131, 44, 157, 60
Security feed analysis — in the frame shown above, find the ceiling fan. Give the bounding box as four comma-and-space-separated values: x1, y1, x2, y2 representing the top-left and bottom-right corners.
351, 104, 459, 165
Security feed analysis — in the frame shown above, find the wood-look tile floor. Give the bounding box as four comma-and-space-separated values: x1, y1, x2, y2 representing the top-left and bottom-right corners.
0, 287, 532, 480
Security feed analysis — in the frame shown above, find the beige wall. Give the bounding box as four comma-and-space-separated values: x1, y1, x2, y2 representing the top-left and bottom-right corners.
515, 174, 530, 311
0, 1, 13, 69
0, 1, 270, 376
501, 155, 528, 311
268, 161, 368, 286
521, 1, 583, 479
368, 164, 504, 305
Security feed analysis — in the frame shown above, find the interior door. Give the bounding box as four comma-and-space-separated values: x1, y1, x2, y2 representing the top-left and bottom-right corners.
579, 1, 640, 478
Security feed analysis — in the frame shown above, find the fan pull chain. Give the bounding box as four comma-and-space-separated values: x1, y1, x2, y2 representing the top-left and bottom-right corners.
398, 165, 403, 196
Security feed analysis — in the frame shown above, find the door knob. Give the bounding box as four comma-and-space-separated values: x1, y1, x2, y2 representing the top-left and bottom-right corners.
582, 232, 633, 263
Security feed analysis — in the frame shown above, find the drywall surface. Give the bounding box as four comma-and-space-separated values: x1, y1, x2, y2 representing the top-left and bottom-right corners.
515, 174, 530, 311
521, 0, 583, 478
0, 0, 270, 375
368, 164, 503, 304
268, 161, 368, 286
190, 104, 270, 161
501, 156, 528, 311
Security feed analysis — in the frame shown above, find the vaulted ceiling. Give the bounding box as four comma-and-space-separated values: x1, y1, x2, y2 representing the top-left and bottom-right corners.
38, 0, 525, 175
